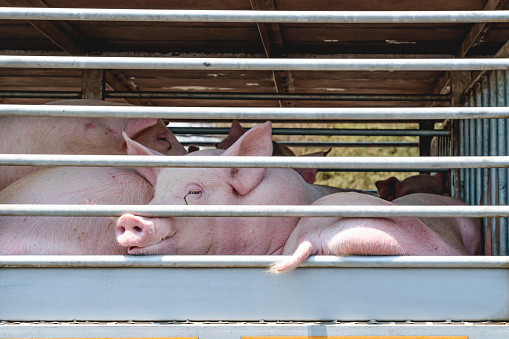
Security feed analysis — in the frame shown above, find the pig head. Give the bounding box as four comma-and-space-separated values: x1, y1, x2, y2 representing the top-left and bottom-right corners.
375, 173, 449, 201
0, 99, 187, 191
116, 121, 334, 255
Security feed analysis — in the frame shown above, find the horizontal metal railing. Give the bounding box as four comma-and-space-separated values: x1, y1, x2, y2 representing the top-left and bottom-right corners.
1, 8, 509, 24
181, 141, 420, 148
3, 105, 509, 120
2, 203, 509, 218
1, 55, 509, 71
170, 127, 449, 137
0, 91, 453, 102
0, 154, 508, 169
1, 255, 507, 268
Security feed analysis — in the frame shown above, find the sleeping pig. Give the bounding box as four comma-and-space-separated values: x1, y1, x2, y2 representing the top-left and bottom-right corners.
116, 121, 481, 273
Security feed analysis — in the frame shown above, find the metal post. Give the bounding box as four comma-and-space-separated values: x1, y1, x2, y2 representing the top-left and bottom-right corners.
489, 73, 499, 255
497, 70, 508, 255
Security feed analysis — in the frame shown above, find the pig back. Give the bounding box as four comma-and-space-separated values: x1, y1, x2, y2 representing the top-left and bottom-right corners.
392, 193, 481, 255
0, 166, 154, 255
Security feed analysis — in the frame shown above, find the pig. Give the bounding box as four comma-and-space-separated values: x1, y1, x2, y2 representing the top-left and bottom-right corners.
0, 99, 187, 191
115, 121, 481, 273
0, 166, 152, 254
374, 172, 481, 255
375, 173, 449, 201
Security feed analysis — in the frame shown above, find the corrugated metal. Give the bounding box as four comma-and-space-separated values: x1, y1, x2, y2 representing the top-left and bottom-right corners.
455, 70, 509, 255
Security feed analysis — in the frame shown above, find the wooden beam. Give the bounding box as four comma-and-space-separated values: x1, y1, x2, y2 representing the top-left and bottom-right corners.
249, 0, 294, 108
1, 0, 85, 55
81, 70, 105, 100
430, 0, 504, 107
1, 0, 153, 106
457, 0, 503, 58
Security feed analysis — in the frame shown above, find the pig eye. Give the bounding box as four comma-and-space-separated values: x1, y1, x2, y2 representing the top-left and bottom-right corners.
183, 190, 202, 205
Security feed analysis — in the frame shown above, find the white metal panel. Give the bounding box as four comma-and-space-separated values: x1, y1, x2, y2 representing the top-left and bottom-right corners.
1, 262, 508, 322
1, 321, 509, 339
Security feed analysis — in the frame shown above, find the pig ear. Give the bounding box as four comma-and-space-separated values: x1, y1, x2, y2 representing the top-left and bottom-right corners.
123, 118, 159, 138
223, 121, 273, 195
272, 141, 295, 156
375, 177, 399, 201
433, 172, 450, 193
294, 168, 318, 184
123, 131, 163, 186
293, 149, 331, 184
216, 120, 246, 150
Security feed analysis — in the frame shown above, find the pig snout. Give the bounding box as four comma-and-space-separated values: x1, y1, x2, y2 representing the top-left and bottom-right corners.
116, 214, 173, 253
116, 214, 152, 247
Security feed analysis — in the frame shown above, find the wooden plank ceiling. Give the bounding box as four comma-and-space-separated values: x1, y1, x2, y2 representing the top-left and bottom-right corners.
0, 0, 509, 110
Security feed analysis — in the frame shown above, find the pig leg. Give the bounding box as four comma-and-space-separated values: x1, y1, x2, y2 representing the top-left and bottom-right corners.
269, 216, 410, 274
269, 192, 469, 274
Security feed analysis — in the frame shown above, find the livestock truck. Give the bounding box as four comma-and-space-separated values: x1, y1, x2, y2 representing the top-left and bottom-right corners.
0, 2, 508, 338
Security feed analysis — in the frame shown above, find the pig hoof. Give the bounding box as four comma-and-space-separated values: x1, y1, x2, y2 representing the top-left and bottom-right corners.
267, 262, 286, 275
267, 260, 296, 274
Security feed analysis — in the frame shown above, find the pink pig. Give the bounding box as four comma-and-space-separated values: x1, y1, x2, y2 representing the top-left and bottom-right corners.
0, 166, 152, 254
116, 122, 481, 273
0, 99, 187, 191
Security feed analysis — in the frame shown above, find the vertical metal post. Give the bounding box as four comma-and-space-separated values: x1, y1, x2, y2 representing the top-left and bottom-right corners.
450, 71, 471, 200
481, 79, 490, 254
498, 70, 508, 255
506, 71, 509, 253
471, 84, 479, 205
459, 117, 466, 201
489, 72, 499, 255
474, 83, 482, 206
418, 121, 434, 157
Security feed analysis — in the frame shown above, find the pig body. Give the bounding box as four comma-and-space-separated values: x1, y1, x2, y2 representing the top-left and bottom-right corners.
0, 99, 187, 191
0, 166, 152, 254
271, 192, 480, 273
116, 122, 481, 272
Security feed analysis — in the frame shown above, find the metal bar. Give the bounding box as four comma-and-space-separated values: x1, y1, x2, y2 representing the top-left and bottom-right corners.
182, 141, 420, 148
490, 72, 499, 256
481, 84, 491, 254
2, 154, 509, 169
0, 91, 452, 102
1, 323, 508, 339
2, 56, 509, 72
0, 91, 82, 99
2, 8, 509, 24
474, 83, 482, 206
2, 203, 509, 218
506, 71, 509, 254
5, 104, 509, 120
459, 114, 466, 202
498, 70, 508, 255
171, 127, 449, 137
107, 91, 452, 102
1, 255, 508, 268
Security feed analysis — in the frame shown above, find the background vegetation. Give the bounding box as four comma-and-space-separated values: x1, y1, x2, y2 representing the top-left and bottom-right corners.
272, 122, 420, 191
